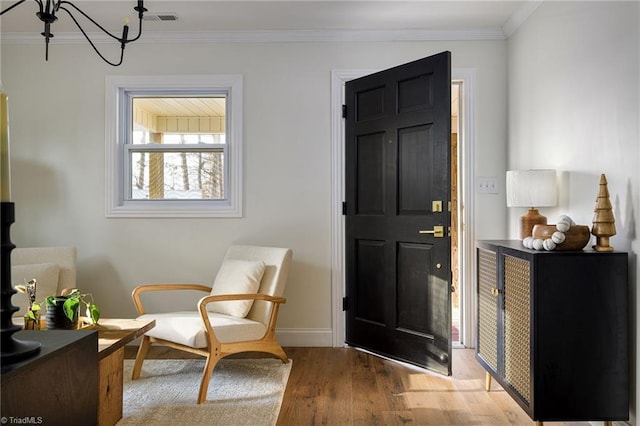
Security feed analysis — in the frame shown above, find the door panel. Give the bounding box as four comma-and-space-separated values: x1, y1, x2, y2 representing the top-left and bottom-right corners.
356, 132, 385, 215
398, 124, 434, 215
345, 51, 451, 374
355, 239, 386, 325
356, 86, 386, 121
396, 242, 435, 334
398, 73, 433, 112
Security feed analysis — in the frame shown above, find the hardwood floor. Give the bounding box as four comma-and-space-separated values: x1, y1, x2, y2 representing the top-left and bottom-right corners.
124, 346, 627, 426
278, 347, 535, 425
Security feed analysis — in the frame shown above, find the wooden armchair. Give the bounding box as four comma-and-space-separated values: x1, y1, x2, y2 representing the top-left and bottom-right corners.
131, 245, 292, 404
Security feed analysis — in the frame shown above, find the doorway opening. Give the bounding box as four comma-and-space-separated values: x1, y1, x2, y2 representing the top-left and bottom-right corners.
451, 81, 462, 347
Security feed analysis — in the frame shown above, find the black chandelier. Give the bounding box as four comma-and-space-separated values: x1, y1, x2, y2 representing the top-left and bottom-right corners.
0, 0, 147, 66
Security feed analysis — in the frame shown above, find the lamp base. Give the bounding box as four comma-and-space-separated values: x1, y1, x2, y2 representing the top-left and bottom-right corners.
520, 208, 547, 240
1, 337, 42, 364
1, 202, 41, 365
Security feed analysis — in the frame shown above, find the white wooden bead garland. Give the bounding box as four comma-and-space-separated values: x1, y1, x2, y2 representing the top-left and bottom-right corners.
522, 215, 576, 251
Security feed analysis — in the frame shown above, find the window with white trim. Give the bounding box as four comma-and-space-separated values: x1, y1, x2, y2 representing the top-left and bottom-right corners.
105, 75, 243, 217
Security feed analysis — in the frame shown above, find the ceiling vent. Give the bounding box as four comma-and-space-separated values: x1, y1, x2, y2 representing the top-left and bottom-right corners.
143, 13, 179, 22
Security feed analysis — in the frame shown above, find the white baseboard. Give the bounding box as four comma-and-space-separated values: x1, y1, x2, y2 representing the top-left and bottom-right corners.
276, 328, 334, 347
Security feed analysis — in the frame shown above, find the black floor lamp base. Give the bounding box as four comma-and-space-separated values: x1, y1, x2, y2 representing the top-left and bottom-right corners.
1, 201, 41, 365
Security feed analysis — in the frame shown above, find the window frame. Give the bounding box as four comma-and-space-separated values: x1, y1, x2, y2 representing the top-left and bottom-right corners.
105, 74, 243, 218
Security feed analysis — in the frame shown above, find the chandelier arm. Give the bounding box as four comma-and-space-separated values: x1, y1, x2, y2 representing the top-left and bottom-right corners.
2, 0, 142, 66
57, 5, 124, 66
0, 0, 28, 15
57, 1, 121, 41
125, 15, 144, 43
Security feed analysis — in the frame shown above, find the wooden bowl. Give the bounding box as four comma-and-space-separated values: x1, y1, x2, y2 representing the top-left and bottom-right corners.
531, 224, 591, 251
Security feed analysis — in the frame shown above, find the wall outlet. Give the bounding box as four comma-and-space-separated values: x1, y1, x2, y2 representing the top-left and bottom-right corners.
477, 177, 499, 194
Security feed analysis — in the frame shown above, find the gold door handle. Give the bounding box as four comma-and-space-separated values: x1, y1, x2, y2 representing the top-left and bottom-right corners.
419, 226, 444, 238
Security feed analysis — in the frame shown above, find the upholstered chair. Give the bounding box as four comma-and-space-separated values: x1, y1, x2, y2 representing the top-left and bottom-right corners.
131, 245, 292, 404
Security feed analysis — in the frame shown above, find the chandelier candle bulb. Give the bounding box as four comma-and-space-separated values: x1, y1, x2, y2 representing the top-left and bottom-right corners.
122, 23, 129, 44
0, 88, 10, 202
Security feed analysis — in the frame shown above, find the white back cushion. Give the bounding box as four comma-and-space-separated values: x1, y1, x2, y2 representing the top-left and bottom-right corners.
11, 263, 60, 318
223, 246, 292, 325
12, 247, 76, 291
207, 259, 265, 318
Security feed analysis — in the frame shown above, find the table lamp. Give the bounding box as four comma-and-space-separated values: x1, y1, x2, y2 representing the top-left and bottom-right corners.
506, 169, 558, 239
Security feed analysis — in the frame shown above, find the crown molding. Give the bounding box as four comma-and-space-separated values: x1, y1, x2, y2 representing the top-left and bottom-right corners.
1, 27, 507, 44
502, 0, 543, 38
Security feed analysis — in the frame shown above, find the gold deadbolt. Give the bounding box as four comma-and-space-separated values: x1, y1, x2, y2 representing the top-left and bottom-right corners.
419, 225, 444, 238
432, 201, 443, 212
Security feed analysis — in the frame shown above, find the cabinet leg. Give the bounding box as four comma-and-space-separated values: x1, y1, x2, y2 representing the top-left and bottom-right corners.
485, 371, 492, 391
535, 422, 543, 426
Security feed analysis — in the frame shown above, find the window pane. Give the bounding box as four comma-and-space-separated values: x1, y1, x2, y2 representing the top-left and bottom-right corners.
130, 151, 225, 200
132, 97, 226, 145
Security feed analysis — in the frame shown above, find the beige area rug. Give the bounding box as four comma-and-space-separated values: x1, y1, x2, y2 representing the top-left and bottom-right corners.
117, 358, 292, 425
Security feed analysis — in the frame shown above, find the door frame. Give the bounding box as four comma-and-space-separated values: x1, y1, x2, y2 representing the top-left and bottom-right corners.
330, 67, 477, 349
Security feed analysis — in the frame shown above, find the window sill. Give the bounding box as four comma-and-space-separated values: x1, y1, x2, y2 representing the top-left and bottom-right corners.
106, 200, 242, 218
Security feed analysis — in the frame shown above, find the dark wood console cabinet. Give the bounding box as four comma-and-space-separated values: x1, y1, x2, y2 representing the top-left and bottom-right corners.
476, 240, 628, 423
1, 330, 98, 425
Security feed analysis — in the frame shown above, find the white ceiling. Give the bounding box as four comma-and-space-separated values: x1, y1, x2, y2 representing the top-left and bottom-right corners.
1, 1, 535, 37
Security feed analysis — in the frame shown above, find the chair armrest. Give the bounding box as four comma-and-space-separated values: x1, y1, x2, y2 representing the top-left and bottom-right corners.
198, 293, 286, 308
132, 284, 212, 315
197, 294, 286, 343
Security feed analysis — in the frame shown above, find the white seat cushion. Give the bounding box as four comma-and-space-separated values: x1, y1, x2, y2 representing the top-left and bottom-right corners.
207, 259, 265, 318
138, 311, 267, 348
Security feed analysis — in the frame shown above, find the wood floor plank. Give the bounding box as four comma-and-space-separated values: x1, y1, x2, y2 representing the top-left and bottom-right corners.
124, 346, 628, 425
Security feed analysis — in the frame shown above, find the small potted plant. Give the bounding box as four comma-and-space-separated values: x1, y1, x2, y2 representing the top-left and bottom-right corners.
15, 278, 41, 330
45, 288, 100, 330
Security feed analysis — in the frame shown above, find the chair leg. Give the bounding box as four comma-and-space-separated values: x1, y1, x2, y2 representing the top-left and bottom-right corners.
197, 353, 222, 404
271, 344, 289, 364
132, 335, 151, 380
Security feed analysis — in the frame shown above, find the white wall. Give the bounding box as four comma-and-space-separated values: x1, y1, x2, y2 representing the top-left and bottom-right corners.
507, 1, 639, 423
1, 38, 507, 345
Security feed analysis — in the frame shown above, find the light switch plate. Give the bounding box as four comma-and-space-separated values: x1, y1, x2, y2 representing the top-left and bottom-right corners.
477, 177, 499, 194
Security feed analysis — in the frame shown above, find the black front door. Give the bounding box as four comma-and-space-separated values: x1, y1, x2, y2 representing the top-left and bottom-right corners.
344, 51, 452, 374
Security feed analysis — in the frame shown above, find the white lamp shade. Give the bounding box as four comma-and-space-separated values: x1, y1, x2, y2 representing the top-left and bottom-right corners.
506, 170, 557, 208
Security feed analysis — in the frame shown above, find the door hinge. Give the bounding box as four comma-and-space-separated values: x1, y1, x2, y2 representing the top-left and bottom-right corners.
342, 104, 347, 119
342, 201, 347, 215
343, 297, 348, 311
